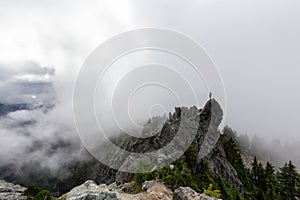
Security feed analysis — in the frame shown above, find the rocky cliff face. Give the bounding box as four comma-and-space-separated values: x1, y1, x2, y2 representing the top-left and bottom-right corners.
204, 141, 243, 192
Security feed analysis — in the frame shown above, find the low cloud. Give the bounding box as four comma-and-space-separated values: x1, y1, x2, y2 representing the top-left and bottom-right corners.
0, 61, 55, 104
0, 60, 87, 175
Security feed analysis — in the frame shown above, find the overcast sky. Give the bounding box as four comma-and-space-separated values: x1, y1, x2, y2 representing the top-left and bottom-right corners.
0, 0, 300, 143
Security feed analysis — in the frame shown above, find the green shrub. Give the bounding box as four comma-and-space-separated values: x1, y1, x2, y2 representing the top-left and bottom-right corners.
184, 144, 197, 169
23, 186, 52, 200
203, 184, 221, 198
23, 186, 42, 197
132, 159, 217, 193
35, 190, 52, 200
133, 161, 155, 184
156, 160, 197, 191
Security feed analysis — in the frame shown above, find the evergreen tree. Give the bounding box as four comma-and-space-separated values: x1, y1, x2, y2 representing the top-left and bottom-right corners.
251, 157, 260, 185
217, 176, 240, 200
296, 173, 300, 197
184, 144, 197, 170
265, 162, 278, 199
278, 161, 299, 199
221, 132, 253, 193
251, 157, 268, 199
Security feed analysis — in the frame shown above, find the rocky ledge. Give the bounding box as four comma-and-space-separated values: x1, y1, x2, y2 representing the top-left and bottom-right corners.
174, 187, 220, 200
0, 179, 26, 200
59, 180, 220, 200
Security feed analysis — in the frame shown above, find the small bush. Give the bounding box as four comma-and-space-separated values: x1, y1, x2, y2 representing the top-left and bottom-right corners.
35, 190, 52, 200
23, 186, 52, 200
23, 186, 42, 197
203, 184, 221, 198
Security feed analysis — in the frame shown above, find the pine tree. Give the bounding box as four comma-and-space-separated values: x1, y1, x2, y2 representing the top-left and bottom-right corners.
217, 177, 233, 200
251, 157, 259, 185
296, 173, 300, 197
265, 162, 278, 199
251, 157, 267, 199
278, 161, 299, 199
221, 129, 254, 198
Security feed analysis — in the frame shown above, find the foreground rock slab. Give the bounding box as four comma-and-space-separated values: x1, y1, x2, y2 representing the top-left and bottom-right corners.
174, 187, 221, 200
60, 180, 172, 200
0, 179, 26, 200
60, 180, 220, 200
59, 180, 118, 200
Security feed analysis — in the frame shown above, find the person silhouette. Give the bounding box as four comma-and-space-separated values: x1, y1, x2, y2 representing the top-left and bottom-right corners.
209, 92, 212, 99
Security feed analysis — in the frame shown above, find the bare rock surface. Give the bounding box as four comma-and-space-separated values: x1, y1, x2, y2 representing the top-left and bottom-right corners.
59, 180, 221, 200
60, 180, 172, 200
59, 180, 118, 200
0, 179, 26, 200
174, 187, 221, 200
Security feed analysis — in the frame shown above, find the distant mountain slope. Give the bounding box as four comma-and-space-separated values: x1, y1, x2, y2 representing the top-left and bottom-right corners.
0, 103, 29, 117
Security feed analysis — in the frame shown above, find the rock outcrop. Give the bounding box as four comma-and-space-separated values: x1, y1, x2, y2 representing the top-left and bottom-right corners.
0, 179, 26, 200
204, 142, 243, 192
59, 180, 118, 200
174, 187, 220, 200
115, 99, 243, 192
59, 180, 173, 200
59, 99, 243, 195
116, 99, 224, 183
0, 179, 220, 200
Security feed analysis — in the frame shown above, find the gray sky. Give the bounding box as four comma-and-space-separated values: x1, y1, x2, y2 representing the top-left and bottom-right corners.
0, 0, 300, 144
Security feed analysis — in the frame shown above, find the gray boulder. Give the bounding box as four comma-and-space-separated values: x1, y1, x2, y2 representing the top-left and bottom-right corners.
0, 179, 26, 200
59, 180, 118, 200
174, 187, 221, 200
